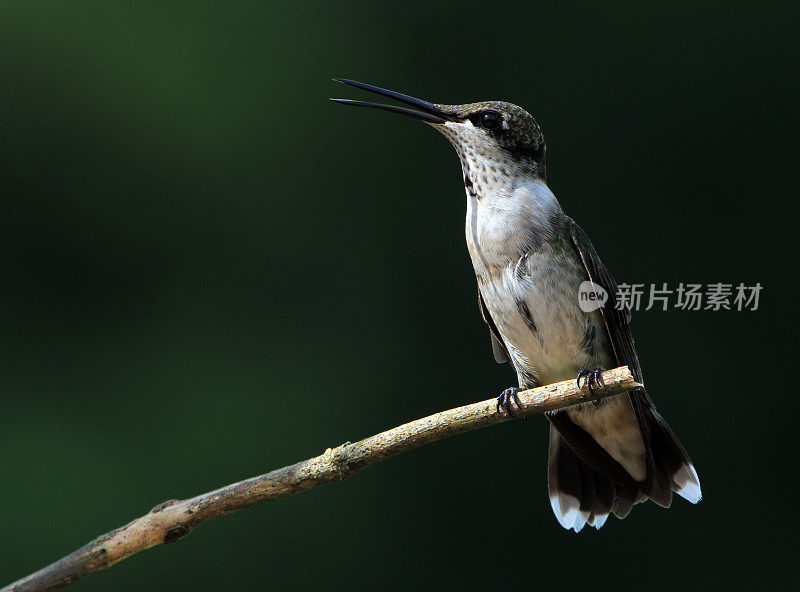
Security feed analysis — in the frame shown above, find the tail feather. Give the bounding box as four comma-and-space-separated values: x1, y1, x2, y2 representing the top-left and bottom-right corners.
547, 407, 701, 531
585, 464, 614, 527
673, 462, 702, 504
647, 409, 702, 504
611, 482, 645, 519
549, 426, 615, 532
548, 426, 588, 531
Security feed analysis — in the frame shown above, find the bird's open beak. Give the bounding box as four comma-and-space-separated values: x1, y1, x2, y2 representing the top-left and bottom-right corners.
330, 79, 457, 124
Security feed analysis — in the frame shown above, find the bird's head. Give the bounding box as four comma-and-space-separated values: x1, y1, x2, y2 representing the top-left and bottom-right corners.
331, 80, 547, 191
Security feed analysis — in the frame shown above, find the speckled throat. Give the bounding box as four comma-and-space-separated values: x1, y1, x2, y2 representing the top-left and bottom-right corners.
437, 119, 542, 201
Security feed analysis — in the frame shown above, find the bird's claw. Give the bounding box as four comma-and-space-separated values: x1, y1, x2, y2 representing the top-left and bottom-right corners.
497, 387, 524, 418
577, 368, 606, 405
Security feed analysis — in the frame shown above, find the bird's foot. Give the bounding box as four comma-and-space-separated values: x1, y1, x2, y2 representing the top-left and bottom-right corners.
497, 387, 524, 418
577, 368, 606, 406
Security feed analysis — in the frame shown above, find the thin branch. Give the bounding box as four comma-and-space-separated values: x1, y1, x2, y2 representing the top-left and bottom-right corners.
4, 366, 638, 592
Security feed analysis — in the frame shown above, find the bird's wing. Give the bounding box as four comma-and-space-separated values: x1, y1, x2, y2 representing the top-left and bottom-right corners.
559, 218, 694, 506
567, 219, 645, 385
478, 289, 509, 364
552, 218, 671, 489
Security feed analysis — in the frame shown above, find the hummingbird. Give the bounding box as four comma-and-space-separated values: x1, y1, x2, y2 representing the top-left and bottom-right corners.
331, 79, 701, 531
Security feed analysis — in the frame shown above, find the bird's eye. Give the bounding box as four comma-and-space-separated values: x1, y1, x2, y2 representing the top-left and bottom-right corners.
479, 111, 502, 130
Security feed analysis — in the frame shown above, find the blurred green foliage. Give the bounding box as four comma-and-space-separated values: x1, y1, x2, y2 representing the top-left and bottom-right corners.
1, 1, 796, 589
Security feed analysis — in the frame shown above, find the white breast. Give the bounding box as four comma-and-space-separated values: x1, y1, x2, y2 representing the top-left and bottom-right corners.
466, 178, 595, 384
465, 177, 559, 268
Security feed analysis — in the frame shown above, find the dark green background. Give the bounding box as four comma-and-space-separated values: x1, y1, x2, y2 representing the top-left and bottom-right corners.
1, 1, 797, 590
